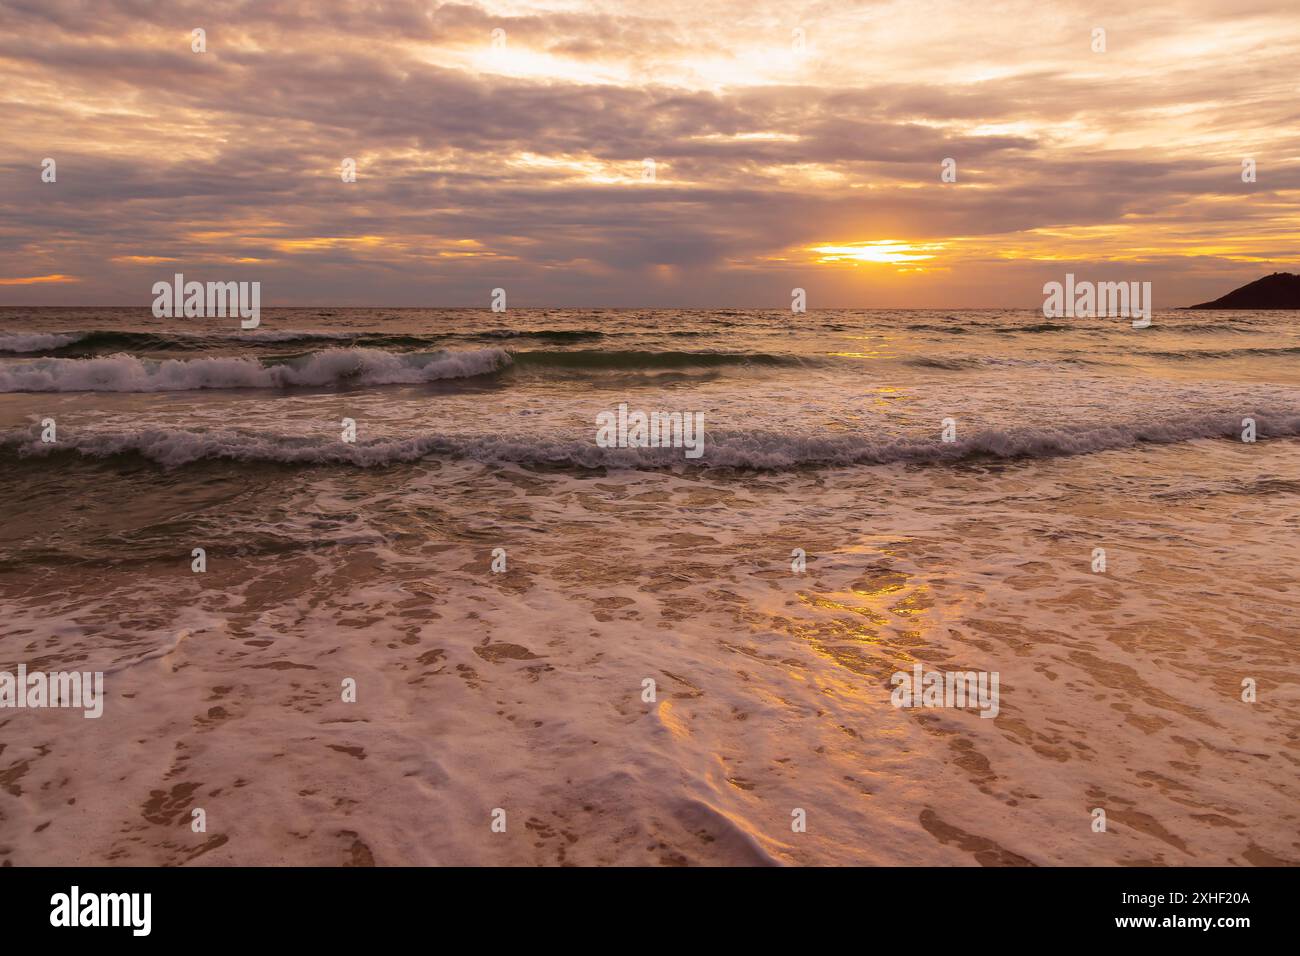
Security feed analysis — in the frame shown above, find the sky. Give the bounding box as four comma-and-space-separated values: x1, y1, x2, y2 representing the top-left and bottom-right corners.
1, 0, 1298, 308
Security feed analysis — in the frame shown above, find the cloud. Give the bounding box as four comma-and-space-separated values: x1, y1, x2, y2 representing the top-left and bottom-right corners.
1, 0, 1297, 306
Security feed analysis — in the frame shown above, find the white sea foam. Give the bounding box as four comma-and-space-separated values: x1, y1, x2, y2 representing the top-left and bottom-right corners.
0, 331, 84, 353
7, 412, 1298, 469
7, 437, 1297, 865
0, 347, 510, 391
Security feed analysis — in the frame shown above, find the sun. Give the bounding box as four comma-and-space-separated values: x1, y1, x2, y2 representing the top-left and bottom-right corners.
809, 240, 942, 265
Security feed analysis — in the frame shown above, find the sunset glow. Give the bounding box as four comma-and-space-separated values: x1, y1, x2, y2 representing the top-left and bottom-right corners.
1, 0, 1297, 307
810, 242, 942, 266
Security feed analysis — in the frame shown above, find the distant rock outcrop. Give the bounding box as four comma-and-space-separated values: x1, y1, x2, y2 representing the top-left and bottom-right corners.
1186, 272, 1300, 309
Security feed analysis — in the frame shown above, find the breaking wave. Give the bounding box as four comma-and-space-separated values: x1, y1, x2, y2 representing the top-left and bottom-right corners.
6, 413, 1297, 470
0, 348, 511, 391
0, 332, 85, 353
0, 345, 815, 391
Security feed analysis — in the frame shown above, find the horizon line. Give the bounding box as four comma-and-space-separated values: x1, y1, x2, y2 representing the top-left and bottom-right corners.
0, 302, 1235, 312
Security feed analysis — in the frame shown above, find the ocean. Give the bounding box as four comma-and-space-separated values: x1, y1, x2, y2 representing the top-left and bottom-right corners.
1, 306, 1297, 865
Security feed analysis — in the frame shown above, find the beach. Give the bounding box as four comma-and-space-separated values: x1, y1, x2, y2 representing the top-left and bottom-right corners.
1, 306, 1297, 865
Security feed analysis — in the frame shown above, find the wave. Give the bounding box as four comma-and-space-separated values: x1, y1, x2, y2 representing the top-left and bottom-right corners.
0, 332, 85, 353
892, 318, 1270, 336
510, 349, 803, 370
906, 355, 983, 370
0, 327, 610, 355
475, 329, 604, 343
0, 345, 810, 391
0, 348, 510, 392
0, 329, 388, 354
6, 413, 1297, 470
995, 320, 1258, 335
1144, 346, 1300, 360
904, 355, 1104, 370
